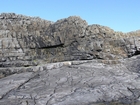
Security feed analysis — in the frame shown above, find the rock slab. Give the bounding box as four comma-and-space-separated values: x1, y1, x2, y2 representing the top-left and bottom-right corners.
0, 56, 140, 105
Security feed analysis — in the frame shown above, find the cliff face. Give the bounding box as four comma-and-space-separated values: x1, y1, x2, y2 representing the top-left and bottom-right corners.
0, 13, 140, 105
0, 13, 140, 66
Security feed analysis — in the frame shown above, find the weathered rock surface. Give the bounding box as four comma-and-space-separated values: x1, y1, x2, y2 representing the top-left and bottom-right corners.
0, 55, 140, 105
0, 13, 140, 105
0, 13, 140, 66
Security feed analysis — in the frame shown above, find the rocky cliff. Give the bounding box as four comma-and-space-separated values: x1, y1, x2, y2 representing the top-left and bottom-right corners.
0, 13, 140, 66
0, 13, 140, 105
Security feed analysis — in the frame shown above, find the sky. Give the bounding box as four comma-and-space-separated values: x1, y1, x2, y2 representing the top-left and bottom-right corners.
0, 0, 140, 32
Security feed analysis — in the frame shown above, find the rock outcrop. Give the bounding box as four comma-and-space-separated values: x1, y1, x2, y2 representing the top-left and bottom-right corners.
0, 13, 140, 105
0, 13, 140, 66
0, 55, 140, 105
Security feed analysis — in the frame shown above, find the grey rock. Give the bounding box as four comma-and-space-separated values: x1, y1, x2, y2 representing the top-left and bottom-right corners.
0, 13, 140, 66
0, 72, 33, 99
0, 56, 140, 104
0, 13, 140, 104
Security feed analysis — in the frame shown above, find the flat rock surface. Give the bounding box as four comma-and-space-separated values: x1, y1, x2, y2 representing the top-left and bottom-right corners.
0, 56, 140, 105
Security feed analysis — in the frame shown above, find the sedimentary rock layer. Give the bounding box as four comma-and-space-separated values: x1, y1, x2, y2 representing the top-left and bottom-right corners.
0, 13, 140, 105
0, 55, 140, 105
0, 13, 140, 66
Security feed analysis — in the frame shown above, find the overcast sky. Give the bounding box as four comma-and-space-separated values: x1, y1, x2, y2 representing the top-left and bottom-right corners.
0, 0, 140, 32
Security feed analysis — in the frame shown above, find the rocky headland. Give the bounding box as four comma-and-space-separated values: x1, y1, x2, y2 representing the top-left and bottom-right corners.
0, 13, 140, 105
